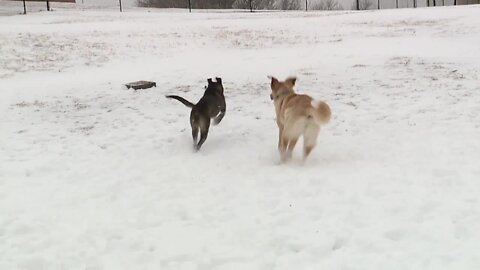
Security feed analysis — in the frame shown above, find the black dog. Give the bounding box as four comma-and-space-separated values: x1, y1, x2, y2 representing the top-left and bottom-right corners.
166, 78, 226, 151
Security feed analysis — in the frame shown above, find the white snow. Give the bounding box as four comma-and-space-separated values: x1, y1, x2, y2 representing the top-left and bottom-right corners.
1, 4, 480, 270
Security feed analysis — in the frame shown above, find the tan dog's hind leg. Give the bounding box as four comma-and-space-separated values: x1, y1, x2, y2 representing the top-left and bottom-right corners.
279, 135, 289, 162
281, 117, 304, 162
303, 123, 320, 162
303, 145, 314, 162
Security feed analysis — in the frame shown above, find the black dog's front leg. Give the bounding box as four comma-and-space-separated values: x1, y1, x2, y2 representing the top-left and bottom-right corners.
213, 108, 226, 125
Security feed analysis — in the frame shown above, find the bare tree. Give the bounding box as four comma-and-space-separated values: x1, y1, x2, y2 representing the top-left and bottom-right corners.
138, 0, 235, 8
137, 0, 188, 8
351, 0, 373, 9
311, 0, 342, 10
193, 0, 235, 8
232, 0, 276, 9
276, 0, 301, 9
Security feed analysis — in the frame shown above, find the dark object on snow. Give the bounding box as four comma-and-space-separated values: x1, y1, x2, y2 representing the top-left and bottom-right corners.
125, 81, 157, 90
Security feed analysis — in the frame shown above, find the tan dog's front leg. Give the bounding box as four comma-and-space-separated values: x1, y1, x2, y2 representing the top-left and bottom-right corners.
278, 125, 284, 150
279, 136, 290, 162
285, 137, 298, 161
277, 122, 290, 162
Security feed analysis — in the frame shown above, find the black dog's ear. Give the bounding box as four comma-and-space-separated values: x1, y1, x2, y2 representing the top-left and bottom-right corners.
215, 77, 222, 84
207, 78, 213, 84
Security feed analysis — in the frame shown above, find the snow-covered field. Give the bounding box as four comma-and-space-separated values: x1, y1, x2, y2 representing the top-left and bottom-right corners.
1, 4, 480, 270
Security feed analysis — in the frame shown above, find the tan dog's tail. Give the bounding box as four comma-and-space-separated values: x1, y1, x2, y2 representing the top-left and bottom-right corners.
309, 100, 331, 124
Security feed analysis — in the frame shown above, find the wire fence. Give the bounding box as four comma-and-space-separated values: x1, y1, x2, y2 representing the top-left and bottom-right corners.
5, 0, 480, 15
137, 0, 480, 11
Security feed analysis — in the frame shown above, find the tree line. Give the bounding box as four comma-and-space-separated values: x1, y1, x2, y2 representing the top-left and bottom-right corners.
137, 0, 475, 10
137, 0, 347, 10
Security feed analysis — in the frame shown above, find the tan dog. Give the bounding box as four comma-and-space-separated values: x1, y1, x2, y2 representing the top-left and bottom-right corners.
269, 76, 331, 162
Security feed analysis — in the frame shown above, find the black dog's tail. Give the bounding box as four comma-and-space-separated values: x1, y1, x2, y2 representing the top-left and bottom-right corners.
166, 95, 195, 108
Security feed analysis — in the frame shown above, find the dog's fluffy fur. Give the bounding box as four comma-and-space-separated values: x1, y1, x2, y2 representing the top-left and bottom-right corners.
269, 76, 331, 162
166, 78, 226, 151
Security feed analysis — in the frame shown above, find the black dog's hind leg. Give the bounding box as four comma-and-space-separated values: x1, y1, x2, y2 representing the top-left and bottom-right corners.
190, 110, 200, 149
213, 108, 226, 125
191, 126, 199, 147
196, 118, 210, 151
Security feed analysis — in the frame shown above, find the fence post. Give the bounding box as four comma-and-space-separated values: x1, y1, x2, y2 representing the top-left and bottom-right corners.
249, 0, 253, 12
305, 0, 308, 11
356, 0, 359, 10
119, 0, 122, 12
188, 0, 191, 12
378, 0, 380, 9
23, 0, 27, 14
46, 0, 50, 11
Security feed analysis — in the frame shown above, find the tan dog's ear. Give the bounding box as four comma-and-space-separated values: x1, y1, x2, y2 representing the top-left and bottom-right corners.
286, 77, 297, 86
270, 76, 280, 91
